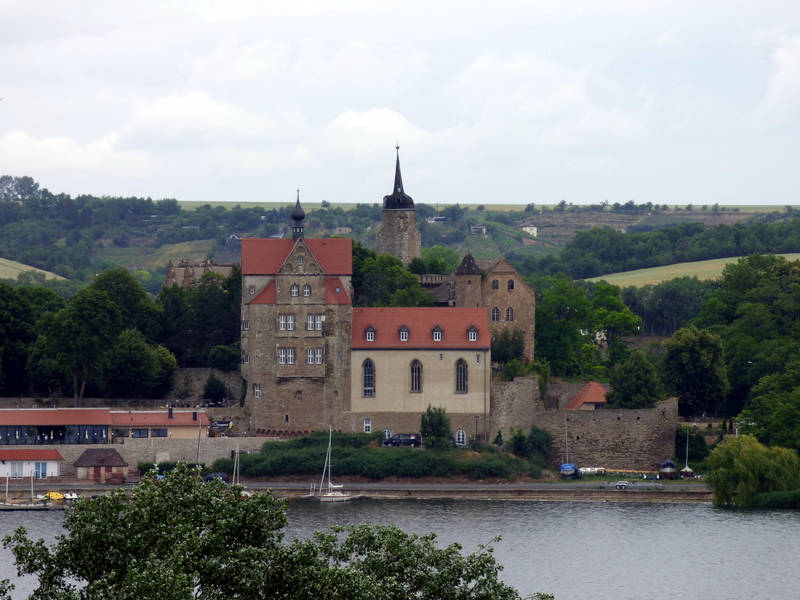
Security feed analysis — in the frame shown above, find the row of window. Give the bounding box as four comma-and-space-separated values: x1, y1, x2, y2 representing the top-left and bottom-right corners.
249, 283, 314, 297
243, 347, 323, 365
491, 279, 515, 290
491, 307, 515, 322
363, 358, 470, 396
365, 325, 479, 343
363, 423, 470, 445
6, 461, 49, 478
112, 428, 168, 438
279, 314, 324, 331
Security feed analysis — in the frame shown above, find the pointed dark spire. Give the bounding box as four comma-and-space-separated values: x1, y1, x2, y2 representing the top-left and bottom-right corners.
292, 189, 305, 241
383, 145, 414, 209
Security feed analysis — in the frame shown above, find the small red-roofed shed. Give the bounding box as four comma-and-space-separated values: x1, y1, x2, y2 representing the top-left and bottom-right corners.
565, 381, 608, 410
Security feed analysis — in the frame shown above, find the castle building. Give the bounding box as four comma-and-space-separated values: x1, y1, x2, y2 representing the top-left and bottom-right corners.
375, 147, 421, 266
241, 192, 493, 438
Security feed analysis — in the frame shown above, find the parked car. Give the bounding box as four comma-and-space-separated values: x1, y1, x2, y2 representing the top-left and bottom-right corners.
203, 472, 230, 483
614, 481, 629, 490
385, 433, 422, 447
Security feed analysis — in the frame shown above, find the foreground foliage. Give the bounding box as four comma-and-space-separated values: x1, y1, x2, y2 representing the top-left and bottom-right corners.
1, 464, 532, 600
706, 435, 800, 506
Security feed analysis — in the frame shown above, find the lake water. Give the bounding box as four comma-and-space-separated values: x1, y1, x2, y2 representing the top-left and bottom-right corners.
3, 499, 800, 600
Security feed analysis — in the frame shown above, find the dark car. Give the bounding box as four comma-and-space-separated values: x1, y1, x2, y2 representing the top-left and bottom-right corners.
203, 472, 230, 483
386, 433, 422, 447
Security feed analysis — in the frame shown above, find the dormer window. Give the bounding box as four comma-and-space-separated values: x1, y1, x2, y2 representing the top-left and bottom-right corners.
432, 326, 443, 342
468, 326, 478, 342
291, 284, 299, 297
303, 284, 311, 297
399, 326, 409, 342
366, 327, 376, 342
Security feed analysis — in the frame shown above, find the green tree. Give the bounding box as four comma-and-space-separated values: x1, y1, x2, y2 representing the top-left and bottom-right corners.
33, 288, 122, 398
208, 345, 241, 372
590, 282, 642, 368
662, 326, 729, 417
706, 435, 800, 506
104, 329, 161, 399
1, 464, 525, 600
91, 267, 160, 341
491, 328, 526, 367
606, 351, 663, 409
203, 373, 228, 404
0, 283, 36, 395
420, 405, 452, 449
352, 243, 434, 307
738, 359, 800, 451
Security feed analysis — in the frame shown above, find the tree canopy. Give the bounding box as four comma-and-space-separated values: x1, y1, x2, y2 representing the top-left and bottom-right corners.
1, 464, 528, 600
605, 351, 663, 409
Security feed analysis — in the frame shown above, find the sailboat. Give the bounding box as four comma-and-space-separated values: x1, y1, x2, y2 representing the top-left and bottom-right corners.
317, 427, 361, 502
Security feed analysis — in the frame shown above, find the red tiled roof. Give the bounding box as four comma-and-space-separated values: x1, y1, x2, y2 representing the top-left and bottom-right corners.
352, 307, 490, 350
110, 411, 209, 427
0, 449, 64, 461
324, 277, 351, 304
0, 409, 112, 426
241, 238, 352, 276
566, 381, 608, 410
249, 279, 277, 304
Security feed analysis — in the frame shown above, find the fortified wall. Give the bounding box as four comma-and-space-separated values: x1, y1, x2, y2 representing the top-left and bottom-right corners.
489, 377, 544, 437
533, 398, 679, 471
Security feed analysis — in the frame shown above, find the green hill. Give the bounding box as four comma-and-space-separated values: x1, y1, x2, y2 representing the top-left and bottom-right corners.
586, 254, 800, 287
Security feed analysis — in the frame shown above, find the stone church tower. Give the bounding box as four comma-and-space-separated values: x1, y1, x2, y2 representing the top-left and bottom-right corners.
376, 147, 421, 266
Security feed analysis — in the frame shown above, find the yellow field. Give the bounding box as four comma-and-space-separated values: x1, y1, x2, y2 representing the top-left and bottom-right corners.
586, 254, 800, 287
0, 257, 64, 281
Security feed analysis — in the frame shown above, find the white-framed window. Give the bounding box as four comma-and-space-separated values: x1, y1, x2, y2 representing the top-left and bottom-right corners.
242, 320, 250, 331
411, 360, 422, 393
506, 307, 515, 322
491, 307, 500, 322
291, 284, 299, 297
314, 348, 322, 364
455, 430, 467, 446
279, 348, 287, 364
242, 354, 249, 364
249, 285, 256, 295
433, 327, 442, 342
10, 462, 23, 478
279, 315, 287, 330
287, 348, 295, 364
315, 315, 323, 330
34, 462, 47, 478
364, 418, 372, 433
400, 327, 409, 342
456, 359, 468, 394
253, 384, 261, 398
363, 359, 375, 397
307, 349, 314, 365
306, 348, 322, 364
303, 284, 311, 297
287, 315, 295, 330
468, 327, 478, 342
366, 328, 375, 342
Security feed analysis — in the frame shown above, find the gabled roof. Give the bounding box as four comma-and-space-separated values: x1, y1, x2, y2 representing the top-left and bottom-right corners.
0, 449, 64, 461
323, 277, 351, 304
74, 448, 128, 468
110, 411, 209, 428
455, 253, 481, 275
0, 409, 113, 426
241, 238, 352, 276
566, 381, 608, 410
352, 307, 489, 350
249, 279, 277, 304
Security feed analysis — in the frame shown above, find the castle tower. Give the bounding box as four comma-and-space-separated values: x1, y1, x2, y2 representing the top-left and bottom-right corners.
453, 253, 483, 308
376, 146, 421, 266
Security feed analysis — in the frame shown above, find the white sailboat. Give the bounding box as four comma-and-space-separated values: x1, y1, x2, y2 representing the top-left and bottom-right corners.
317, 427, 360, 502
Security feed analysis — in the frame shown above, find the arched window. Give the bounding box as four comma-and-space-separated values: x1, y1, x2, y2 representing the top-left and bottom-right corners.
491, 307, 500, 322
411, 360, 423, 393
303, 284, 311, 297
363, 359, 375, 397
290, 284, 299, 297
507, 279, 515, 290
492, 279, 499, 290
455, 429, 467, 446
455, 359, 468, 394
506, 307, 515, 321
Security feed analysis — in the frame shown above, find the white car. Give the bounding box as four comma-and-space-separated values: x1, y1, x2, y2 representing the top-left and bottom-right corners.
614, 481, 629, 490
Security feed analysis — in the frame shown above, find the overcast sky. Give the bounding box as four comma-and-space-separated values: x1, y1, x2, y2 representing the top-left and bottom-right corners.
1, 1, 799, 207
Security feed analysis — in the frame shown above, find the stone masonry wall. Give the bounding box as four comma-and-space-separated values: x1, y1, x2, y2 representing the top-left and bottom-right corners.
489, 377, 544, 438
533, 398, 679, 471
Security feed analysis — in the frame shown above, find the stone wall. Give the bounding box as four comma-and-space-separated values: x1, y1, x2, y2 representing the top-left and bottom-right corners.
169, 368, 242, 404
547, 382, 600, 410
16, 437, 267, 477
533, 398, 679, 471
489, 376, 544, 437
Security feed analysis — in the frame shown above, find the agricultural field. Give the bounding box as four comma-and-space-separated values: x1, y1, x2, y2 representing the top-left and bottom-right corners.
91, 240, 217, 271
0, 257, 63, 280
586, 254, 800, 287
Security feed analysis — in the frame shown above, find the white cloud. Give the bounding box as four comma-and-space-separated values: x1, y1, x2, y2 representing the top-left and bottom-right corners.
755, 34, 800, 127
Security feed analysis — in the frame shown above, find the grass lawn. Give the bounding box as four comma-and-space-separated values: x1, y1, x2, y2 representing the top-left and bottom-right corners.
0, 257, 64, 280
586, 253, 800, 287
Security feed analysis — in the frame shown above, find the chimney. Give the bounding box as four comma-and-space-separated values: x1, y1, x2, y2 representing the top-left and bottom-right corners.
168, 407, 173, 420
193, 411, 197, 421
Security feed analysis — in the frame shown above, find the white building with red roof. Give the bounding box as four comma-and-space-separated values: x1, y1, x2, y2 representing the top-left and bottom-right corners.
0, 449, 64, 479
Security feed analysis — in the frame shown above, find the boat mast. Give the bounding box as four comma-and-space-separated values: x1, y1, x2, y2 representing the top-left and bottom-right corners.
564, 413, 569, 464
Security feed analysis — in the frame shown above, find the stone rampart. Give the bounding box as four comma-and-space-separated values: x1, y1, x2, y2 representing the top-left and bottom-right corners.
489, 377, 544, 437
533, 398, 679, 471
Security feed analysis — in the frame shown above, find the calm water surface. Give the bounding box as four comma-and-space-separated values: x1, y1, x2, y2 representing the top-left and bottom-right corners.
2, 500, 799, 600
